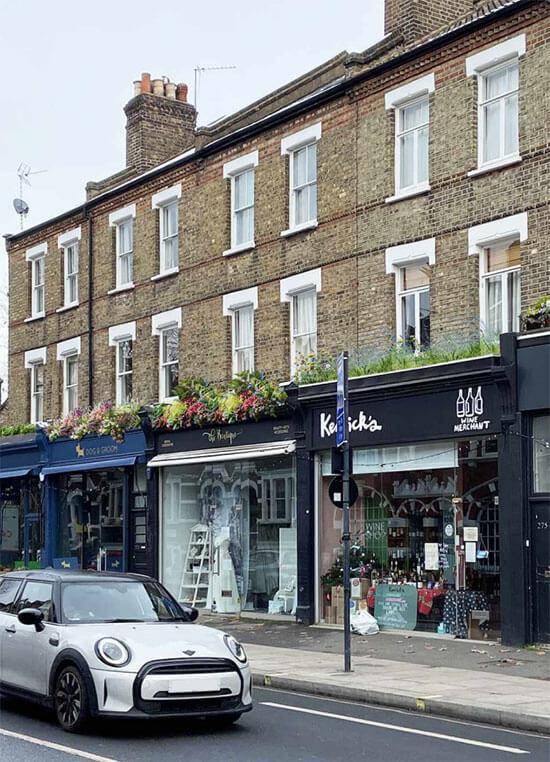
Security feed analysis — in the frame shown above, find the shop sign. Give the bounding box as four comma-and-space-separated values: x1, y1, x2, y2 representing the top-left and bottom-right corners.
48, 430, 146, 465
374, 583, 418, 630
201, 428, 243, 445
157, 419, 293, 452
312, 384, 499, 449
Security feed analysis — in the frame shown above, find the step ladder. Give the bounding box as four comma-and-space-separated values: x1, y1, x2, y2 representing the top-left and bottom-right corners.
178, 524, 211, 607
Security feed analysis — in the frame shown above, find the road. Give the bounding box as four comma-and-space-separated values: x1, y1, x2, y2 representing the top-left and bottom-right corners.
0, 687, 548, 761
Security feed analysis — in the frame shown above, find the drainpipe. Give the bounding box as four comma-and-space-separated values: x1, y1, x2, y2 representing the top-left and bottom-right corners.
86, 208, 93, 406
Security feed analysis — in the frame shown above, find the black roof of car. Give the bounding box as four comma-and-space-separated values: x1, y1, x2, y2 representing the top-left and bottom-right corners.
0, 569, 153, 583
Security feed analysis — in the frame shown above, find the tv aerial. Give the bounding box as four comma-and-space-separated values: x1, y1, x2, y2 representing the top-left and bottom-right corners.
14, 162, 47, 230
193, 64, 236, 115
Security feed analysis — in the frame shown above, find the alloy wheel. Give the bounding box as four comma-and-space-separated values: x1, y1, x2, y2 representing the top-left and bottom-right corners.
56, 670, 83, 728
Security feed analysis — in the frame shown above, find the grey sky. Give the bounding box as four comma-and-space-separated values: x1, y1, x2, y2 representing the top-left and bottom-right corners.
0, 0, 384, 402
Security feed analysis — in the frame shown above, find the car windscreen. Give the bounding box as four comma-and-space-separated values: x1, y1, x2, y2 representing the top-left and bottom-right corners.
61, 580, 189, 623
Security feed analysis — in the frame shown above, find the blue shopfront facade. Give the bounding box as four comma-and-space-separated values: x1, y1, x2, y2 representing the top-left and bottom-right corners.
40, 430, 153, 574
0, 432, 47, 569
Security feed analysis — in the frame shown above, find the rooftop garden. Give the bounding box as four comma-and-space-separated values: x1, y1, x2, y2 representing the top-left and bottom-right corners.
151, 372, 288, 431
294, 337, 501, 386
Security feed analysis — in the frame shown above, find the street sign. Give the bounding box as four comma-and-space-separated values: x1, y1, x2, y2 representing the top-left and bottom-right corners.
328, 476, 359, 508
336, 352, 347, 447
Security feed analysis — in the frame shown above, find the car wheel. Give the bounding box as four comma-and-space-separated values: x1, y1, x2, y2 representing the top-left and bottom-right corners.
54, 665, 89, 732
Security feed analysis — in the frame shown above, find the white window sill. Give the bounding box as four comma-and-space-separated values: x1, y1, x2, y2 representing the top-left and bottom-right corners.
56, 303, 79, 313
161, 396, 178, 404
385, 184, 431, 204
223, 242, 255, 257
151, 268, 179, 281
467, 155, 522, 178
24, 314, 45, 323
281, 220, 318, 238
107, 283, 135, 295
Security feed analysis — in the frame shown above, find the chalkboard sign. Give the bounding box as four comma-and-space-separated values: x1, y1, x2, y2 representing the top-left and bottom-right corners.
374, 583, 418, 630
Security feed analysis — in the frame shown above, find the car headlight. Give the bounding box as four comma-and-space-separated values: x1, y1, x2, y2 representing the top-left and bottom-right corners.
95, 637, 131, 667
223, 634, 247, 664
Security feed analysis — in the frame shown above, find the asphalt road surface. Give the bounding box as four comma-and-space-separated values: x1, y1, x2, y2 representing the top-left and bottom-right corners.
0, 687, 548, 762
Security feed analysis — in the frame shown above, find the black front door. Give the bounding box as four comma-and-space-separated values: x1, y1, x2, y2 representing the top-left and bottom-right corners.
129, 494, 148, 574
533, 501, 550, 643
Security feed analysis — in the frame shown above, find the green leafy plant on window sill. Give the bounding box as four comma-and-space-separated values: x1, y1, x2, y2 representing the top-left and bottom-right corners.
152, 372, 288, 432
294, 337, 501, 386
521, 296, 550, 332
0, 423, 37, 438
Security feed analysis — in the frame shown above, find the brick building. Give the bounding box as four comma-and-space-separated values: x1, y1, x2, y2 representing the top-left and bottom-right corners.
2, 0, 549, 644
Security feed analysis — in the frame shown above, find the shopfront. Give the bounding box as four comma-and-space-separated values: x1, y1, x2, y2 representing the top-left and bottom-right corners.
0, 432, 46, 569
301, 356, 510, 639
150, 419, 299, 618
41, 430, 151, 573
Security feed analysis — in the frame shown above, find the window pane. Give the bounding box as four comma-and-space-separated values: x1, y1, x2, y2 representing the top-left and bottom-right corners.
483, 100, 501, 163
35, 284, 44, 314
236, 347, 254, 373
533, 415, 550, 493
295, 332, 316, 359
402, 263, 430, 290
399, 132, 415, 189
35, 257, 44, 285
163, 203, 178, 237
120, 340, 132, 373
163, 328, 179, 364
119, 221, 132, 254
67, 383, 78, 413
306, 143, 317, 183
67, 356, 77, 386
164, 362, 179, 397
68, 274, 78, 303
486, 239, 521, 272
121, 373, 132, 403
401, 99, 427, 130
419, 290, 430, 348
120, 252, 133, 284
235, 206, 254, 245
508, 269, 521, 332
67, 246, 78, 275
294, 290, 316, 336
163, 236, 178, 270
293, 147, 308, 188
235, 306, 253, 350
485, 275, 503, 336
417, 125, 429, 184
34, 364, 44, 394
401, 293, 416, 348
235, 170, 253, 210
485, 67, 509, 99
16, 581, 53, 621
504, 93, 518, 155
294, 186, 309, 225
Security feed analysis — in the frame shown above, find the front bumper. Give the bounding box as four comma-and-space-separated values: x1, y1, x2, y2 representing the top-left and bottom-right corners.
90, 658, 252, 718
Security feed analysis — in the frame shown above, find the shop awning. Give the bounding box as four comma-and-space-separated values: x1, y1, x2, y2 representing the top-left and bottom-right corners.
147, 440, 296, 468
41, 455, 138, 476
0, 467, 33, 480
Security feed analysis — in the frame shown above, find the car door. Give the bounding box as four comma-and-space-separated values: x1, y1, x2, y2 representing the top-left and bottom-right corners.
0, 577, 23, 683
1, 579, 54, 695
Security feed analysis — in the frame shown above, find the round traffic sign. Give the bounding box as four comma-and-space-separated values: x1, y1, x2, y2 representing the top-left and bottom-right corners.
328, 476, 359, 509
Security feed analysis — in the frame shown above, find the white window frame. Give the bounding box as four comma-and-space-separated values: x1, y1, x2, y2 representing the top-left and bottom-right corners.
223, 287, 258, 376
280, 123, 321, 237
24, 347, 47, 423
396, 265, 430, 352
280, 269, 321, 375
466, 34, 525, 174
223, 151, 258, 256
25, 243, 47, 320
151, 185, 181, 277
57, 228, 81, 309
108, 204, 136, 293
108, 321, 136, 404
385, 73, 435, 202
152, 308, 182, 401
385, 238, 435, 350
57, 336, 81, 415
468, 213, 528, 337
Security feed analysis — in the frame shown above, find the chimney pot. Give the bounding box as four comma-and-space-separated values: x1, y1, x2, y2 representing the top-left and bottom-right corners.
152, 78, 164, 96
176, 83, 188, 102
165, 82, 177, 99
140, 72, 151, 93
133, 80, 141, 97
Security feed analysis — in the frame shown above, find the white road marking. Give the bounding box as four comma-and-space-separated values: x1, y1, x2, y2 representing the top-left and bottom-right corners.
261, 702, 530, 755
0, 727, 119, 762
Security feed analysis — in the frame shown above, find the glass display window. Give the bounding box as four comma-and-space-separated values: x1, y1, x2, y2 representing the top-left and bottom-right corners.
0, 478, 42, 570
160, 454, 296, 617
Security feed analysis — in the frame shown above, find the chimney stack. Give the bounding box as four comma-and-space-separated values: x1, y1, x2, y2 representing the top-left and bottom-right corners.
124, 72, 197, 173
384, 0, 475, 44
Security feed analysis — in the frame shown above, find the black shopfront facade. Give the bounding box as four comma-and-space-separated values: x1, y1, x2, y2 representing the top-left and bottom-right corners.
295, 345, 533, 644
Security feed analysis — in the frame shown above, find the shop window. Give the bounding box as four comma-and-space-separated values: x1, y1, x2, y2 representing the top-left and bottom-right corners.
260, 476, 293, 523
159, 326, 179, 401
480, 238, 521, 337
116, 339, 133, 404
291, 288, 317, 372
30, 362, 45, 423
231, 304, 254, 375
533, 415, 550, 493
63, 354, 79, 415
397, 262, 430, 350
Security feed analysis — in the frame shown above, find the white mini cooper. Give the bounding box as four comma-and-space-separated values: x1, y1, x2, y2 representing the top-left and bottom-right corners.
0, 570, 252, 731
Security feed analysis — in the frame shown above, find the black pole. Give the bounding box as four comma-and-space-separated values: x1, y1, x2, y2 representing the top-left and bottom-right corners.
341, 352, 351, 673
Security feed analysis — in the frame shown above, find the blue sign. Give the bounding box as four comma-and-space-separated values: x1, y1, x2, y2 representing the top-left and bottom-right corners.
336, 353, 347, 447
53, 557, 80, 569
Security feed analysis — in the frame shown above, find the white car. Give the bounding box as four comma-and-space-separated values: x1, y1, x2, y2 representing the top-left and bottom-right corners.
0, 570, 252, 731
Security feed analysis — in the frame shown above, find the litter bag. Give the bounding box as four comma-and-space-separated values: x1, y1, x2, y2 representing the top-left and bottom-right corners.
350, 609, 379, 636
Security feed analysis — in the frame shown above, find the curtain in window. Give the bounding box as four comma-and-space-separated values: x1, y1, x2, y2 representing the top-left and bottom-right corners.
485, 275, 503, 336
234, 306, 254, 372
293, 289, 317, 358
234, 170, 254, 245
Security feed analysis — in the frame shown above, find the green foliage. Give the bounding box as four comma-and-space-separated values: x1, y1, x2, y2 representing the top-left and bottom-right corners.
0, 423, 37, 438
295, 338, 501, 386
153, 372, 288, 431
522, 296, 550, 331
45, 401, 141, 443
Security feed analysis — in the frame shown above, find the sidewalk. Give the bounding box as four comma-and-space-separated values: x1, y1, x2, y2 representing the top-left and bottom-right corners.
201, 615, 550, 733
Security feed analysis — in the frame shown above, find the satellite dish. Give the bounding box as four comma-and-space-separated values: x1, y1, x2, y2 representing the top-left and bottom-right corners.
13, 198, 29, 215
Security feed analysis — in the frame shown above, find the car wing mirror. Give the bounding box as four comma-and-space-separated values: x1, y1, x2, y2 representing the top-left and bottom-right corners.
18, 607, 45, 632
180, 605, 199, 622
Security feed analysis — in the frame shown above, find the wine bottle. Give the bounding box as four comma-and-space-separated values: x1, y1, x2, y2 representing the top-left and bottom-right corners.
456, 388, 465, 418
465, 387, 474, 417
474, 386, 483, 415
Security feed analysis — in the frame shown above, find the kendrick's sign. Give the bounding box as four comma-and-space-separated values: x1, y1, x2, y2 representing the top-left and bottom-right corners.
311, 384, 500, 449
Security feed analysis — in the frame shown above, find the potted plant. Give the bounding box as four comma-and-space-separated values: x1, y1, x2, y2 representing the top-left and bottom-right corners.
521, 296, 550, 332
